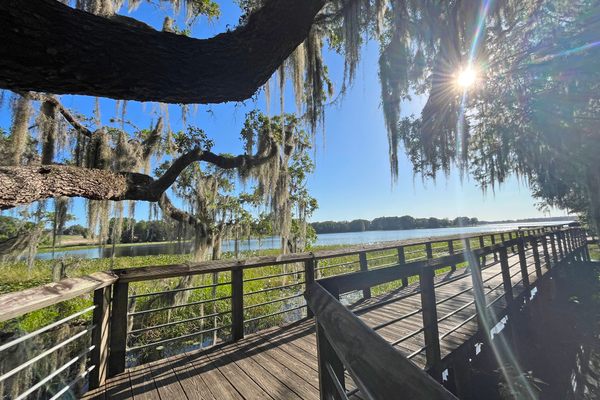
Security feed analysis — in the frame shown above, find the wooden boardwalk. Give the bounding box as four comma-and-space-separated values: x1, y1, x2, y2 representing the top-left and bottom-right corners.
83, 247, 542, 400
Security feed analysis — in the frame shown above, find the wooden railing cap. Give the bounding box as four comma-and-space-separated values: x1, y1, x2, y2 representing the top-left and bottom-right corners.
0, 271, 118, 323
112, 227, 571, 283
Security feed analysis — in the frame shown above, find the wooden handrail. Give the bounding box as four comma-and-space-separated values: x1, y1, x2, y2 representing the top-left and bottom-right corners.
305, 282, 457, 400
0, 226, 572, 328
0, 271, 117, 323
0, 226, 568, 326
112, 227, 561, 283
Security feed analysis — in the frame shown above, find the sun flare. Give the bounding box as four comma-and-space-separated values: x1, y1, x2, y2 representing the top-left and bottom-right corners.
456, 66, 478, 89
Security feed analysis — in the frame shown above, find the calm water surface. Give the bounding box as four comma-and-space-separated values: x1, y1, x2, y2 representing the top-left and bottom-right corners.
37, 221, 571, 260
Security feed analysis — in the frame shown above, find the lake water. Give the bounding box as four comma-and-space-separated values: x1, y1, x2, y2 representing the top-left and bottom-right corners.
36, 221, 572, 260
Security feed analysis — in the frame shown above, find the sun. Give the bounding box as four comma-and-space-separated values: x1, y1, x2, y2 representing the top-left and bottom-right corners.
456, 66, 478, 89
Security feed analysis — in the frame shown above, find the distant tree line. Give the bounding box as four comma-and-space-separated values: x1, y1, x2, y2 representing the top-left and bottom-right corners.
62, 216, 280, 245
311, 216, 479, 234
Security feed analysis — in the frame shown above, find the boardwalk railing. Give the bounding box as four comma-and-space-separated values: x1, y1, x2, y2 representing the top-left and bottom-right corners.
0, 272, 117, 399
0, 224, 588, 399
305, 226, 589, 399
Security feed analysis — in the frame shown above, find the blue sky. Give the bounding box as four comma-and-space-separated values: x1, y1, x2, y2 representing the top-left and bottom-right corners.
0, 1, 568, 224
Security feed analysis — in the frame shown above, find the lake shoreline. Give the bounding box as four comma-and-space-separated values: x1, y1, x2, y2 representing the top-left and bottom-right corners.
41, 219, 574, 253
34, 221, 574, 260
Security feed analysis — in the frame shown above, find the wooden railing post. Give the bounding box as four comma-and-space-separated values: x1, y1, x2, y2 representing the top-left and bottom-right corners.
517, 238, 530, 290
419, 266, 441, 380
397, 247, 409, 286
231, 268, 244, 341
556, 231, 565, 259
478, 236, 486, 266
558, 231, 566, 256
521, 231, 528, 249
509, 232, 516, 253
90, 285, 111, 388
468, 246, 488, 338
359, 251, 371, 299
490, 234, 498, 261
550, 233, 559, 264
425, 242, 433, 259
305, 258, 316, 318
541, 236, 551, 269
499, 247, 513, 305
447, 240, 456, 271
531, 237, 542, 279
316, 320, 345, 400
108, 281, 129, 377
577, 229, 587, 261
571, 230, 578, 261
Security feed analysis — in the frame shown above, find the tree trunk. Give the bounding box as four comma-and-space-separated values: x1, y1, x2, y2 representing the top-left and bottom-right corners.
0, 143, 278, 210
212, 234, 222, 261
0, 0, 324, 103
193, 228, 211, 262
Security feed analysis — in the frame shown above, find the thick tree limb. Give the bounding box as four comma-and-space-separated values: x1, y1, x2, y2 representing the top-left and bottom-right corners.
0, 144, 277, 209
152, 145, 277, 194
0, 165, 148, 209
0, 0, 325, 103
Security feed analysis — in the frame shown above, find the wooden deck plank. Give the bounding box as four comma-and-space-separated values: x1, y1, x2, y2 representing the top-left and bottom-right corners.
219, 342, 304, 400
103, 371, 134, 400
254, 338, 319, 388
171, 356, 217, 400
184, 351, 245, 399
257, 330, 318, 371
146, 357, 189, 400
128, 365, 160, 400
205, 349, 276, 400
232, 341, 320, 400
